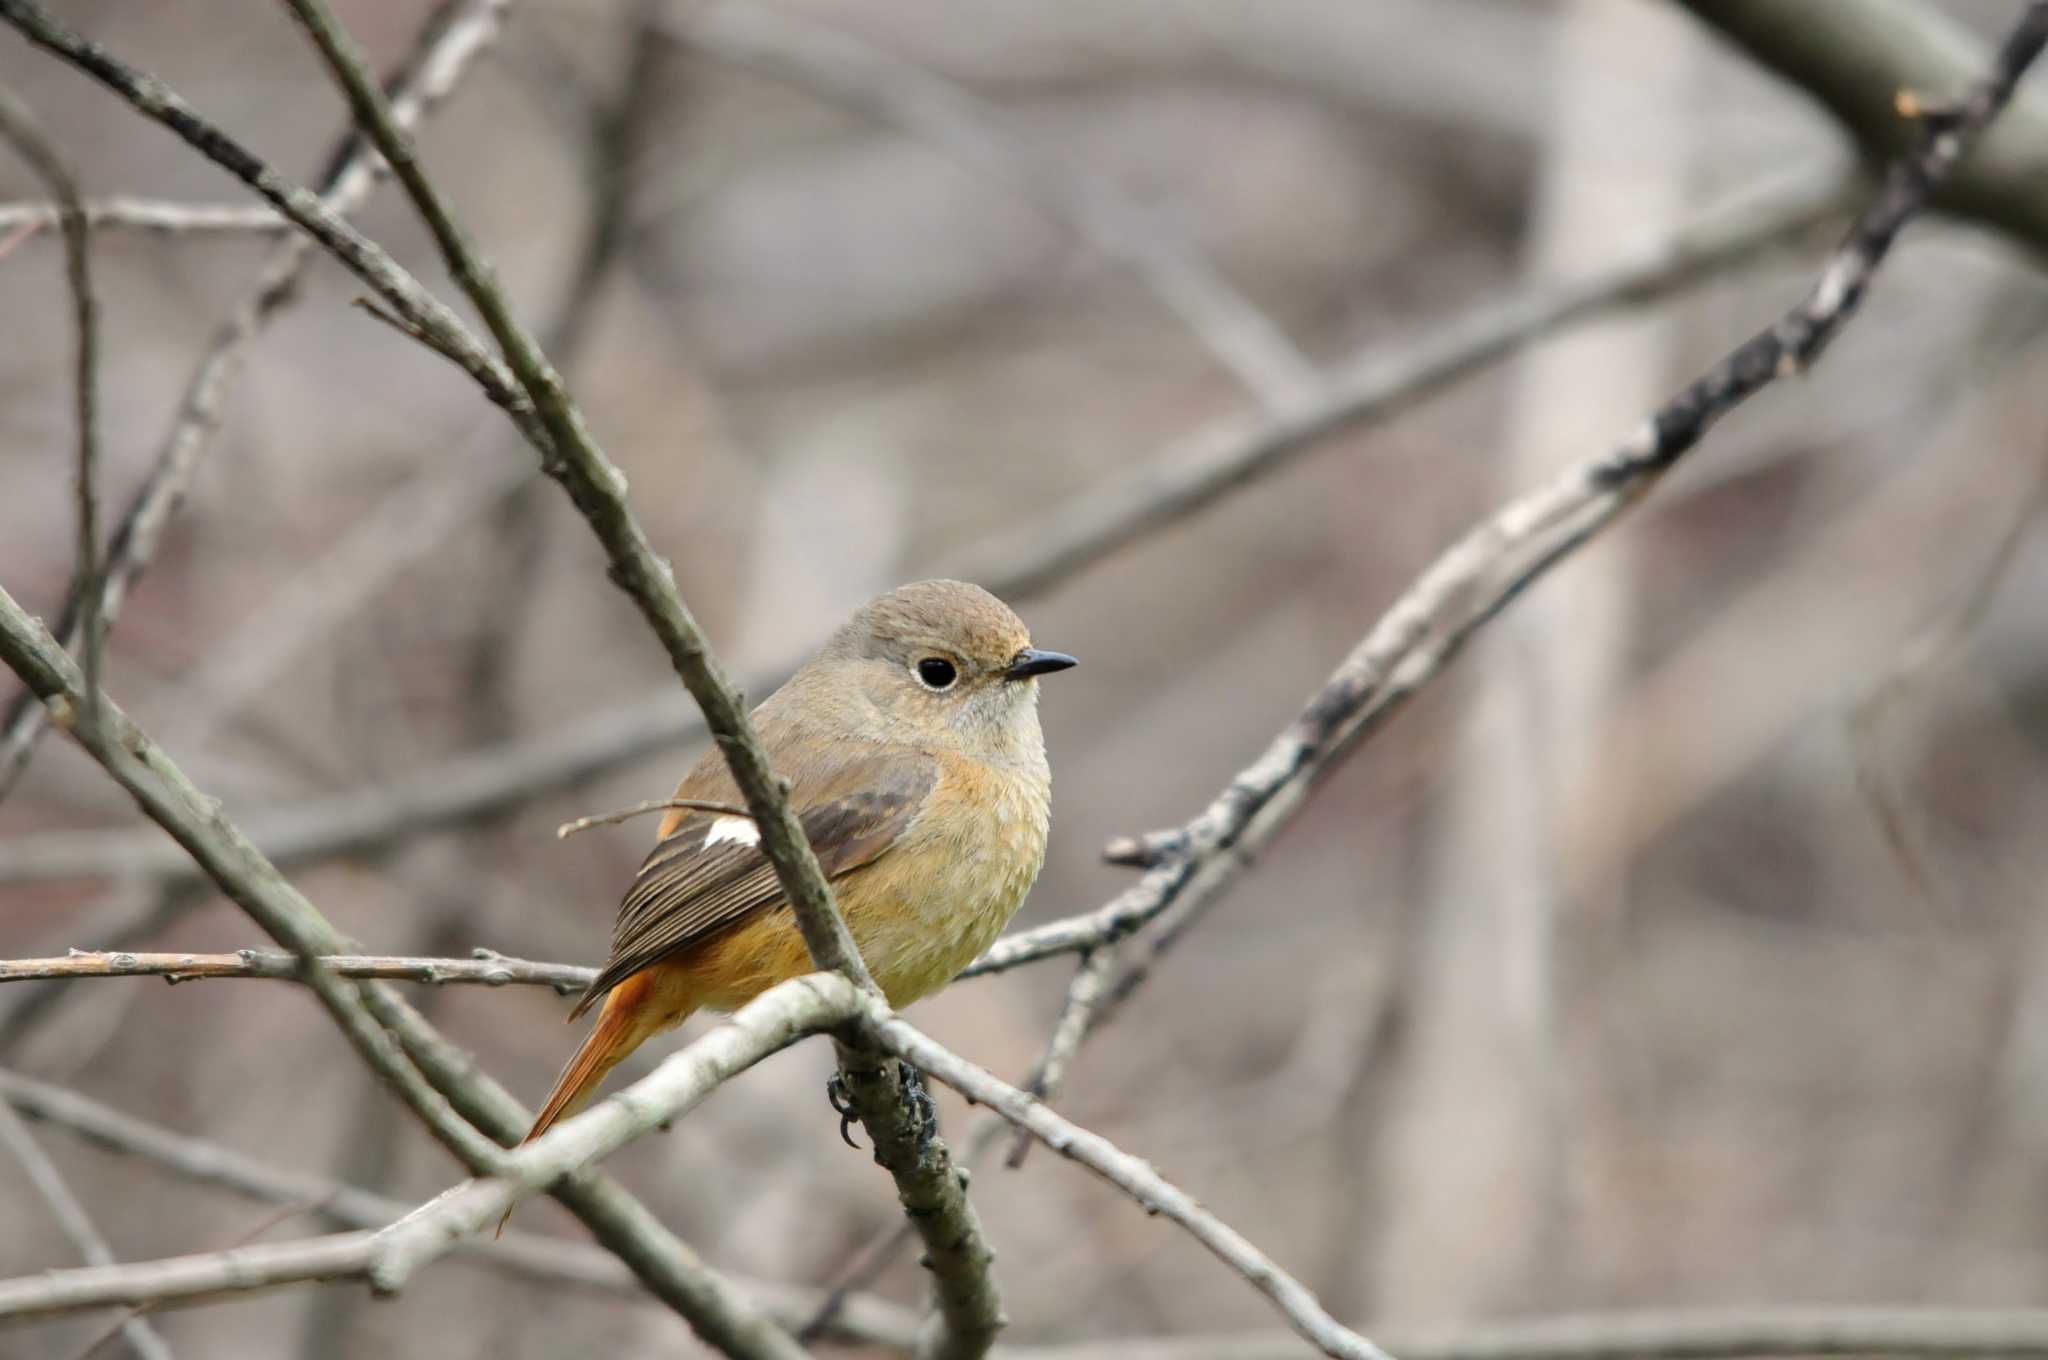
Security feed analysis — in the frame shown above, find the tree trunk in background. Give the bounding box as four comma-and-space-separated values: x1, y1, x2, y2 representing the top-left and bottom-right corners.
1377, 0, 1691, 1318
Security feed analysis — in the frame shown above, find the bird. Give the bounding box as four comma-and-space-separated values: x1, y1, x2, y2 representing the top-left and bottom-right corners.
519, 578, 1076, 1149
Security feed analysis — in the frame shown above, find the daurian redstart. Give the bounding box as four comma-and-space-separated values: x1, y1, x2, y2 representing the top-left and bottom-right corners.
520, 579, 1076, 1146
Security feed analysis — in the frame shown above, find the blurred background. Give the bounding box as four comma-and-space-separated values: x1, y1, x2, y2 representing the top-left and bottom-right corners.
5, 0, 2048, 1356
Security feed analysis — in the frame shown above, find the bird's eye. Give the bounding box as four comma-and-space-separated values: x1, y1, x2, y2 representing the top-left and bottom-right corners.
915, 657, 958, 690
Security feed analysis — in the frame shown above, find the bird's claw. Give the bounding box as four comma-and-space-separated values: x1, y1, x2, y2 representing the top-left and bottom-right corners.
825, 1063, 937, 1152
898, 1061, 938, 1152
825, 1073, 861, 1148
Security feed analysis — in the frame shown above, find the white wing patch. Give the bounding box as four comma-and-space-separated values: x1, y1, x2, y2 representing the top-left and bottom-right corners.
704, 815, 761, 849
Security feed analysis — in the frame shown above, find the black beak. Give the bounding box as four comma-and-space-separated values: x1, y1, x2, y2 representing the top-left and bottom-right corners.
1006, 648, 1078, 680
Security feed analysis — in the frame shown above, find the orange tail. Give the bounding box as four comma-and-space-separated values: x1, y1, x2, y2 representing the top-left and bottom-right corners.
499, 977, 679, 1235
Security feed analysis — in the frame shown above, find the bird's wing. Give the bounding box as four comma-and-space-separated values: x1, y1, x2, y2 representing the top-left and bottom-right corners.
569, 747, 938, 1017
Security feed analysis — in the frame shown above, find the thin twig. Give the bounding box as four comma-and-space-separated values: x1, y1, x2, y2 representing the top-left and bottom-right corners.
0, 198, 284, 234
557, 797, 751, 839
0, 1102, 172, 1360
0, 169, 1853, 887
0, 84, 100, 732
0, 949, 596, 992
1002, 943, 1118, 1168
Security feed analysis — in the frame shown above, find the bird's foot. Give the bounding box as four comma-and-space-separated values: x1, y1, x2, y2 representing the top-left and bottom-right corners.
898, 1061, 938, 1152
824, 1062, 937, 1152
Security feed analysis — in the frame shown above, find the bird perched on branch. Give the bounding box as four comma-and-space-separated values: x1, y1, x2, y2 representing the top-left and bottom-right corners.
519, 578, 1076, 1150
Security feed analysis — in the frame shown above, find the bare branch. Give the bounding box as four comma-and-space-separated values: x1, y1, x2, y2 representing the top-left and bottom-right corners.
966, 1, 2048, 980
1001, 943, 1118, 1168
0, 169, 1850, 887
0, 949, 595, 992
0, 1102, 172, 1360
659, 0, 1318, 411
0, 198, 284, 234
0, 1227, 380, 1326
0, 84, 101, 733
557, 797, 751, 839
0, 0, 509, 800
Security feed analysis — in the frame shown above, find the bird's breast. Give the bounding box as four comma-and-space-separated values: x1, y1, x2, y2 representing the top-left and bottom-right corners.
842, 752, 1051, 1008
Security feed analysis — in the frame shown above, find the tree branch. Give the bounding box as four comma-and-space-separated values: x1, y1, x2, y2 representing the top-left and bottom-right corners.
0, 198, 283, 235
0, 950, 595, 992
0, 168, 1851, 886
